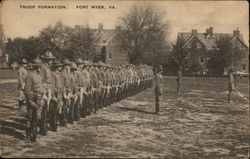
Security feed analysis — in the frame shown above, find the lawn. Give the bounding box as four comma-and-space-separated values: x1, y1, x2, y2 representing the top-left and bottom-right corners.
0, 69, 18, 80
0, 76, 249, 158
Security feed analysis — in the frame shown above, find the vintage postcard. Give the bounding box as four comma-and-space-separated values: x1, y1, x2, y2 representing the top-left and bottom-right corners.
0, 0, 249, 158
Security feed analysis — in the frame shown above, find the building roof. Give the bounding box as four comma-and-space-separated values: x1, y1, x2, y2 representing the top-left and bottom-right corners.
93, 29, 119, 46
178, 31, 247, 50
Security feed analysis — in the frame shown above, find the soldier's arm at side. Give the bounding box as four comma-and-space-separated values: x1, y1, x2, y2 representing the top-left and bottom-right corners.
24, 74, 32, 103
40, 66, 46, 84
18, 68, 23, 88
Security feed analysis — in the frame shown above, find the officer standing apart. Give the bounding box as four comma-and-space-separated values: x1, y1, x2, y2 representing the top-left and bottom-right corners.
154, 65, 163, 114
18, 58, 28, 109
177, 66, 183, 97
228, 68, 235, 103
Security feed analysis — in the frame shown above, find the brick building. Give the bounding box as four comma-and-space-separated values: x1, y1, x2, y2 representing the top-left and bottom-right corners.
177, 27, 248, 75
94, 23, 128, 65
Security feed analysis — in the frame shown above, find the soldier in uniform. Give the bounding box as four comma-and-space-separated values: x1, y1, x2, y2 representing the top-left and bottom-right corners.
154, 65, 163, 114
103, 64, 110, 107
51, 61, 63, 131
177, 66, 183, 97
18, 58, 28, 109
228, 68, 235, 103
110, 66, 116, 104
61, 59, 72, 126
82, 60, 91, 117
94, 63, 102, 109
40, 51, 55, 135
75, 58, 87, 118
89, 63, 98, 113
24, 58, 45, 142
96, 62, 106, 109
68, 62, 78, 123
106, 65, 112, 106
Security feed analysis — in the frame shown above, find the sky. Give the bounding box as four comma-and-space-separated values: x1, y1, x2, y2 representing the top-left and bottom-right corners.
0, 0, 249, 45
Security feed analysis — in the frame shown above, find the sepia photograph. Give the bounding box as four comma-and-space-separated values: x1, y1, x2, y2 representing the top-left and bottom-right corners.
0, 0, 249, 158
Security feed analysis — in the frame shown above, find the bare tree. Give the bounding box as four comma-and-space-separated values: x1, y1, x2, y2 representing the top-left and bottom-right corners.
119, 3, 170, 65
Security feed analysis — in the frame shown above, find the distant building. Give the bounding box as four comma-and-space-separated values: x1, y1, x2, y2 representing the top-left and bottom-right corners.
177, 27, 249, 75
0, 25, 8, 68
94, 23, 128, 65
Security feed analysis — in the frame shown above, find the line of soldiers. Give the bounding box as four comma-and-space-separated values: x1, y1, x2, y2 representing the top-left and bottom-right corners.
18, 51, 154, 142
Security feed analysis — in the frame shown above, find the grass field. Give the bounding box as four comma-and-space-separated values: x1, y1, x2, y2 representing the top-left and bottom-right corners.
0, 69, 18, 80
0, 74, 249, 158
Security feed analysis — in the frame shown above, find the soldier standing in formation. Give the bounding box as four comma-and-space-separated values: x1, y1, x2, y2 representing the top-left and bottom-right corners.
51, 60, 64, 131
40, 51, 55, 135
18, 58, 28, 109
24, 58, 44, 142
22, 51, 154, 142
61, 59, 72, 127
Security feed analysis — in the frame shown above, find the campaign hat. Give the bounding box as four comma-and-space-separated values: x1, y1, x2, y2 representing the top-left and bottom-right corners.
62, 59, 71, 65
20, 58, 28, 64
41, 51, 56, 60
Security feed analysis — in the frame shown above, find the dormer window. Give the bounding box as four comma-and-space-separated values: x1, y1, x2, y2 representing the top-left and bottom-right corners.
197, 42, 202, 48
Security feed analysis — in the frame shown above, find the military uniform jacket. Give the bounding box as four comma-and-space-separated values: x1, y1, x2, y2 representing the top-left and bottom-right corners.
40, 64, 53, 85
61, 69, 72, 93
82, 69, 90, 88
228, 73, 235, 90
89, 69, 98, 88
154, 73, 163, 96
76, 69, 85, 86
70, 72, 78, 94
24, 71, 45, 101
18, 66, 28, 89
52, 71, 63, 96
177, 70, 182, 82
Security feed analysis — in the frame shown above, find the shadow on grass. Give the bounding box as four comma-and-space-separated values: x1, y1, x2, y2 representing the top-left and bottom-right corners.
1, 120, 26, 140
119, 106, 156, 114
0, 105, 17, 110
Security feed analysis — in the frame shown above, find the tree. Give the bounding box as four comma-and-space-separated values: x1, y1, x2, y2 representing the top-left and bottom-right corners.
64, 25, 98, 61
119, 4, 169, 66
5, 38, 26, 65
38, 21, 71, 60
208, 36, 247, 76
170, 36, 188, 68
5, 37, 40, 65
38, 21, 98, 61
207, 51, 225, 75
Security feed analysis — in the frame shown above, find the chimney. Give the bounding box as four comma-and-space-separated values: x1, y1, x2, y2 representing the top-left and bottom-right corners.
233, 28, 240, 37
115, 25, 121, 32
7, 38, 12, 43
192, 29, 198, 34
98, 23, 103, 31
206, 27, 213, 35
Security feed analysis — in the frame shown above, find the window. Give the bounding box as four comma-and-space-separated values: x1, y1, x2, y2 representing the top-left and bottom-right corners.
197, 42, 202, 48
109, 52, 112, 59
187, 43, 191, 48
242, 64, 246, 71
199, 57, 204, 63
